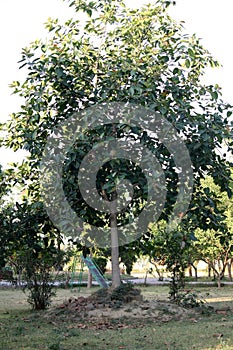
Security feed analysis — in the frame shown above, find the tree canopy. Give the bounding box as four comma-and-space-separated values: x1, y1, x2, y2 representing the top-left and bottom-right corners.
2, 0, 233, 286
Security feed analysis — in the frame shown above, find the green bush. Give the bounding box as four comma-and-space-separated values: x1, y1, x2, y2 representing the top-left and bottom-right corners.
20, 246, 71, 310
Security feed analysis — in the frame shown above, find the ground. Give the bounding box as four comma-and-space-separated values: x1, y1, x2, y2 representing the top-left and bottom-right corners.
0, 285, 233, 349
47, 284, 200, 327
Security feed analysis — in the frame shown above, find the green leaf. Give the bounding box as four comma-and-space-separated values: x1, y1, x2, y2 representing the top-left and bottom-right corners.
211, 91, 218, 100
188, 48, 195, 58
185, 59, 190, 68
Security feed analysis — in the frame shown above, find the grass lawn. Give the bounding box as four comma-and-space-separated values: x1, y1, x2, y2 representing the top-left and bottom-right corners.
0, 285, 233, 350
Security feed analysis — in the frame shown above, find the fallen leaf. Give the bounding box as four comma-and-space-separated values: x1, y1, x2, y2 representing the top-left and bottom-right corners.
213, 333, 223, 338
216, 310, 227, 315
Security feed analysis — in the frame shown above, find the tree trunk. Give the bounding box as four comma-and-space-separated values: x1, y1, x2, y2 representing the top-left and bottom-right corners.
227, 259, 232, 281
217, 275, 221, 288
87, 252, 93, 288
188, 264, 192, 277
17, 269, 22, 288
150, 259, 162, 279
87, 270, 93, 288
144, 270, 148, 285
110, 202, 121, 288
208, 264, 212, 278
193, 265, 198, 281
211, 263, 223, 288
218, 259, 224, 279
190, 263, 198, 281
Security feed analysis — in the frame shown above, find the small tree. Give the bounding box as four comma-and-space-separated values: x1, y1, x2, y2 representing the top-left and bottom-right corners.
20, 244, 62, 310
142, 223, 191, 300
0, 201, 70, 309
188, 176, 233, 287
194, 228, 233, 288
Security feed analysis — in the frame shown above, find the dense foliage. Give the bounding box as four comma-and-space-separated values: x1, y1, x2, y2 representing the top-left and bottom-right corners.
1, 0, 233, 289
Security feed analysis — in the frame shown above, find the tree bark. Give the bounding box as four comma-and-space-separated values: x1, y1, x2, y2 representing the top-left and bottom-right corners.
150, 259, 162, 279
188, 264, 192, 277
87, 270, 93, 288
208, 264, 212, 278
193, 265, 198, 281
227, 258, 232, 281
110, 202, 121, 288
217, 276, 221, 288
87, 252, 93, 288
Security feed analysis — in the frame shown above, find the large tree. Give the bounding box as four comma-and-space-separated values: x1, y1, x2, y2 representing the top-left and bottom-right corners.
4, 0, 233, 287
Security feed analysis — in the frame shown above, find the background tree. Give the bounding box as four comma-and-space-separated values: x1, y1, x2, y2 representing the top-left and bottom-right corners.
194, 228, 233, 288
4, 0, 233, 287
0, 164, 12, 270
0, 200, 70, 309
192, 176, 233, 287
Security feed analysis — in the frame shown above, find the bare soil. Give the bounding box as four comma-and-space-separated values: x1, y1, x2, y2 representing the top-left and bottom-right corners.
46, 285, 209, 329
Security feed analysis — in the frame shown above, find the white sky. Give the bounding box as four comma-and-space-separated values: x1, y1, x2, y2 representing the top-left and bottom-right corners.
0, 0, 232, 167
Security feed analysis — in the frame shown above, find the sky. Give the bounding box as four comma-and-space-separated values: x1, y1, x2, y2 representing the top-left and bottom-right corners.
0, 0, 232, 167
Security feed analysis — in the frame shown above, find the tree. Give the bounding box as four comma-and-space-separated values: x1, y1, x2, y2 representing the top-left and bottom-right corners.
4, 0, 233, 288
141, 174, 233, 291
0, 200, 70, 309
194, 228, 233, 288
0, 165, 12, 269
139, 220, 193, 299
192, 176, 233, 287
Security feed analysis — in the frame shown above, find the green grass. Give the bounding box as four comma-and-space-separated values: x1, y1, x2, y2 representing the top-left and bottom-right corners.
0, 286, 233, 350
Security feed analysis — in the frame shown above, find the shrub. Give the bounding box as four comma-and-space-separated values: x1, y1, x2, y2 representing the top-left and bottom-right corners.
20, 245, 70, 310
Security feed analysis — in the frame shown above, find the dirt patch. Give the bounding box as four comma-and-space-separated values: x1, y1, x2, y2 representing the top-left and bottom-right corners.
46, 285, 203, 329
